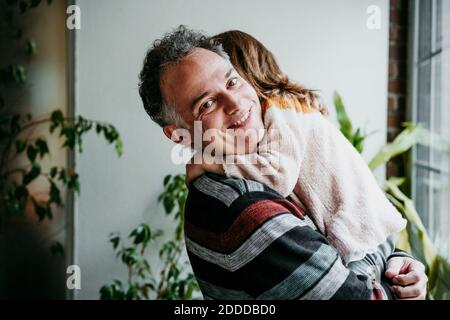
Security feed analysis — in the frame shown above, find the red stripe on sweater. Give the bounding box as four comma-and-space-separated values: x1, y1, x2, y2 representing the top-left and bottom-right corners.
371, 282, 384, 300
185, 198, 304, 253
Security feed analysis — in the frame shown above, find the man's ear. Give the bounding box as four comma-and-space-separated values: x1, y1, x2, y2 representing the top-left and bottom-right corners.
163, 124, 191, 145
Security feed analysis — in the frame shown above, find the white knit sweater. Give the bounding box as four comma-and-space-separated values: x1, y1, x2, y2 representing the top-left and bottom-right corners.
222, 100, 407, 264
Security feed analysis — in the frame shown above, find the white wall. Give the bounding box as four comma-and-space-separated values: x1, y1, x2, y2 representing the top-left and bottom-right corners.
73, 0, 389, 299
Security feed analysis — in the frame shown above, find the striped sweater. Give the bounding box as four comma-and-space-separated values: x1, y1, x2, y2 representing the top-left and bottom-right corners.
184, 173, 411, 300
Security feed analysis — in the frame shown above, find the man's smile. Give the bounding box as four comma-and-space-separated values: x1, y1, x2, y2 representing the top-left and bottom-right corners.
228, 106, 253, 129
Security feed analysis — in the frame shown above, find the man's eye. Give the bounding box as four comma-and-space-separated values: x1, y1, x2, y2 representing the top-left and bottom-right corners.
228, 78, 238, 87
202, 100, 214, 110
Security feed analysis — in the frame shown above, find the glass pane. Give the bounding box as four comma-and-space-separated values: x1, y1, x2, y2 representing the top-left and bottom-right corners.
435, 0, 442, 51
439, 0, 450, 49
437, 40, 450, 260
431, 171, 450, 259
415, 166, 431, 230
419, 0, 433, 61
431, 55, 442, 170
416, 59, 432, 162
441, 43, 450, 143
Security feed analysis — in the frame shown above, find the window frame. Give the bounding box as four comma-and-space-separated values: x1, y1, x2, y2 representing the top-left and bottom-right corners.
410, 0, 450, 260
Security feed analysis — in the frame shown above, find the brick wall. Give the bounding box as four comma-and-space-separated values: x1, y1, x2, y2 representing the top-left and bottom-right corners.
387, 0, 409, 178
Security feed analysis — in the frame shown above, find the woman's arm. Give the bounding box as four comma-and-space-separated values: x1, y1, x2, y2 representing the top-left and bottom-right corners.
210, 106, 306, 197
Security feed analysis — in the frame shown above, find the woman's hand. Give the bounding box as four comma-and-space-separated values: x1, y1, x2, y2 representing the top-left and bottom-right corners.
185, 156, 225, 188
385, 256, 428, 300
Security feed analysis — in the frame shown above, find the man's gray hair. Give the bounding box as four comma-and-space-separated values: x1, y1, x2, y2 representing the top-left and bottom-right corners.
138, 25, 229, 128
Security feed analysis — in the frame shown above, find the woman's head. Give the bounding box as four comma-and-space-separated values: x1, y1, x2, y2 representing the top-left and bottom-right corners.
212, 30, 327, 115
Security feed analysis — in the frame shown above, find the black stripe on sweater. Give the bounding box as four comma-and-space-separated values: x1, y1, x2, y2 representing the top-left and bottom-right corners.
329, 272, 372, 300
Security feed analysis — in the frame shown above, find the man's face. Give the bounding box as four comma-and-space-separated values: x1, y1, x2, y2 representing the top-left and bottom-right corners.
160, 48, 265, 155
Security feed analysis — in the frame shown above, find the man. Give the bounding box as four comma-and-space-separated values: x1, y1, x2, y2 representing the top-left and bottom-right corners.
138, 26, 427, 300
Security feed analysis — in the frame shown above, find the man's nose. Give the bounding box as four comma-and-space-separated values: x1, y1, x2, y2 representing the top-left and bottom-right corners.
222, 92, 241, 115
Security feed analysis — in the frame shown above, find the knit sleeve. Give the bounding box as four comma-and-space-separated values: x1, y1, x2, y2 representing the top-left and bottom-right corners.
222, 106, 305, 197
387, 248, 415, 261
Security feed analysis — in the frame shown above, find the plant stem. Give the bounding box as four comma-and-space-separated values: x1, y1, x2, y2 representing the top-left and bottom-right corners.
0, 114, 105, 172
128, 265, 132, 287
3, 167, 27, 176
0, 117, 53, 171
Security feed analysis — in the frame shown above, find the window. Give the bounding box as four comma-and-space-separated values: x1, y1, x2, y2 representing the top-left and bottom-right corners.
411, 0, 450, 260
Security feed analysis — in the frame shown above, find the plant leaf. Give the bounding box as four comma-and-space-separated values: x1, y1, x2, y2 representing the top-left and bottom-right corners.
333, 91, 353, 139
31, 197, 47, 221
384, 178, 437, 266
51, 110, 64, 125
35, 138, 49, 158
25, 39, 36, 55
49, 180, 61, 205
163, 175, 172, 187
15, 139, 26, 153
50, 241, 65, 257
369, 123, 450, 171
50, 166, 58, 178
109, 233, 121, 250
23, 163, 41, 185
26, 145, 37, 162
115, 138, 123, 157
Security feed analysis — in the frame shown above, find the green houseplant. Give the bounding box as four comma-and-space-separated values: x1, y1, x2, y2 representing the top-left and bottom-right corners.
99, 174, 199, 300
0, 0, 123, 253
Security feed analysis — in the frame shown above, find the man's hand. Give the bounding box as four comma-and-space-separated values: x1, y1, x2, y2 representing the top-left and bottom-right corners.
385, 256, 428, 300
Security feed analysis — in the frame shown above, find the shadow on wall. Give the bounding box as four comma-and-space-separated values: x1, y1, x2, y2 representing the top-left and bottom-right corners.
0, 0, 68, 299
